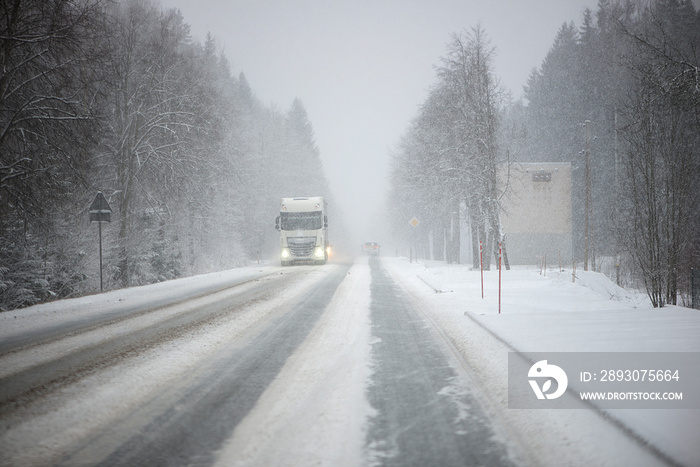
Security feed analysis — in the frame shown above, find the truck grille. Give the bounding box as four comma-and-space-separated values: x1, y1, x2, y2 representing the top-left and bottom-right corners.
287, 237, 316, 257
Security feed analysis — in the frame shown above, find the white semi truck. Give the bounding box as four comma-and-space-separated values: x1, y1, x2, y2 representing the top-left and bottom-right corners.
275, 197, 329, 266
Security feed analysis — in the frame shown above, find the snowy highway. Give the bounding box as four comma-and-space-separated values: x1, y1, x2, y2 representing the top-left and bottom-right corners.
4, 1, 699, 465
0, 257, 518, 466
0, 256, 697, 466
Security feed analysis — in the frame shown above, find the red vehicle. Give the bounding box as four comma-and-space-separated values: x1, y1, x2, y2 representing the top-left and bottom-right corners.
362, 242, 381, 256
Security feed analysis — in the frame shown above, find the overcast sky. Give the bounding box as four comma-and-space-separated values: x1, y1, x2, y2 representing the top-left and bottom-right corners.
159, 0, 625, 241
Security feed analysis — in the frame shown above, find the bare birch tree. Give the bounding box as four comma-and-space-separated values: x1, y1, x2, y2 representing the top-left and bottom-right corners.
387, 26, 505, 266
434, 26, 504, 266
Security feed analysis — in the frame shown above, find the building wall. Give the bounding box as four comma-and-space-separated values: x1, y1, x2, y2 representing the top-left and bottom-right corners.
498, 163, 572, 265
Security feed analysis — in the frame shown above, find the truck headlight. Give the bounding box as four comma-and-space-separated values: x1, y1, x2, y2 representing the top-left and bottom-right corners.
314, 247, 325, 258
281, 248, 290, 259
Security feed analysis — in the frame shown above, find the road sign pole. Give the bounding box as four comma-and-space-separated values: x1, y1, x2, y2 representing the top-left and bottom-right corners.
89, 192, 112, 293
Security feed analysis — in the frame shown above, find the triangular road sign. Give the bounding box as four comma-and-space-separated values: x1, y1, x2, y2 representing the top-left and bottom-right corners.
89, 192, 112, 213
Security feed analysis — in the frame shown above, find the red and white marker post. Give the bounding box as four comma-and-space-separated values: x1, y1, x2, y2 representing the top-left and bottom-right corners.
479, 240, 484, 299
498, 243, 502, 314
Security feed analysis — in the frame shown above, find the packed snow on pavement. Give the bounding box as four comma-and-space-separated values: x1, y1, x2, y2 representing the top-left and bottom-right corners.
1, 256, 698, 466
383, 257, 700, 467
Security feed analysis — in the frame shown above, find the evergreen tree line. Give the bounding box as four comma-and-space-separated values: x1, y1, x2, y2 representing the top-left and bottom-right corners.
0, 0, 329, 311
387, 0, 700, 307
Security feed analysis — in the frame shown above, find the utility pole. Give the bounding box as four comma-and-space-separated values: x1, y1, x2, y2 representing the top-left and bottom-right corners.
583, 120, 591, 272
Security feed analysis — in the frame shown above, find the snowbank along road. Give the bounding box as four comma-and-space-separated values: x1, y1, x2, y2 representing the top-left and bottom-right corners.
0, 256, 681, 466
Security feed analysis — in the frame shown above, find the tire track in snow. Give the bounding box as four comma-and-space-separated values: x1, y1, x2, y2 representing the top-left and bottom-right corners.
365, 257, 517, 466
59, 263, 352, 466
0, 270, 300, 417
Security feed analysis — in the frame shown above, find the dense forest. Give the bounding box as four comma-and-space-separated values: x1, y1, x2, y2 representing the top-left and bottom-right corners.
3, 0, 699, 311
387, 0, 700, 307
0, 0, 330, 310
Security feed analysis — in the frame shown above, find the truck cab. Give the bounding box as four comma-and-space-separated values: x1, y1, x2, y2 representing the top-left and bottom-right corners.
275, 197, 328, 266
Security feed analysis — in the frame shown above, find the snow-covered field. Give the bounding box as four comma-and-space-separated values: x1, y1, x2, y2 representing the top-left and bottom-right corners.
1, 256, 698, 466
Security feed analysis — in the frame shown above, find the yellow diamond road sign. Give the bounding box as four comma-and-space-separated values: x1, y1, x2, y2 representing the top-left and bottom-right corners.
409, 217, 419, 227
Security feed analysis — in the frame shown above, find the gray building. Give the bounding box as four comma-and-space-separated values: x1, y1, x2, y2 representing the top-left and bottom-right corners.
498, 163, 572, 266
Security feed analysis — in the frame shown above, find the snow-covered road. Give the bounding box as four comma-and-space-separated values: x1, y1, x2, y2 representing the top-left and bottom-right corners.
1, 264, 350, 465
0, 255, 697, 466
365, 257, 519, 466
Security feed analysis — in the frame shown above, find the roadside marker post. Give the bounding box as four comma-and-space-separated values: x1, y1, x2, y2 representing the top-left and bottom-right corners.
498, 243, 502, 314
480, 240, 484, 299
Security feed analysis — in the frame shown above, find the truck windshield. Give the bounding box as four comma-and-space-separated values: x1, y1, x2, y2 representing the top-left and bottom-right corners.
280, 211, 322, 230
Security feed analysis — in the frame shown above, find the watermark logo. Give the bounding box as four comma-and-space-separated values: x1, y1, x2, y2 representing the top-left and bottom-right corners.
528, 360, 568, 400
510, 352, 698, 409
